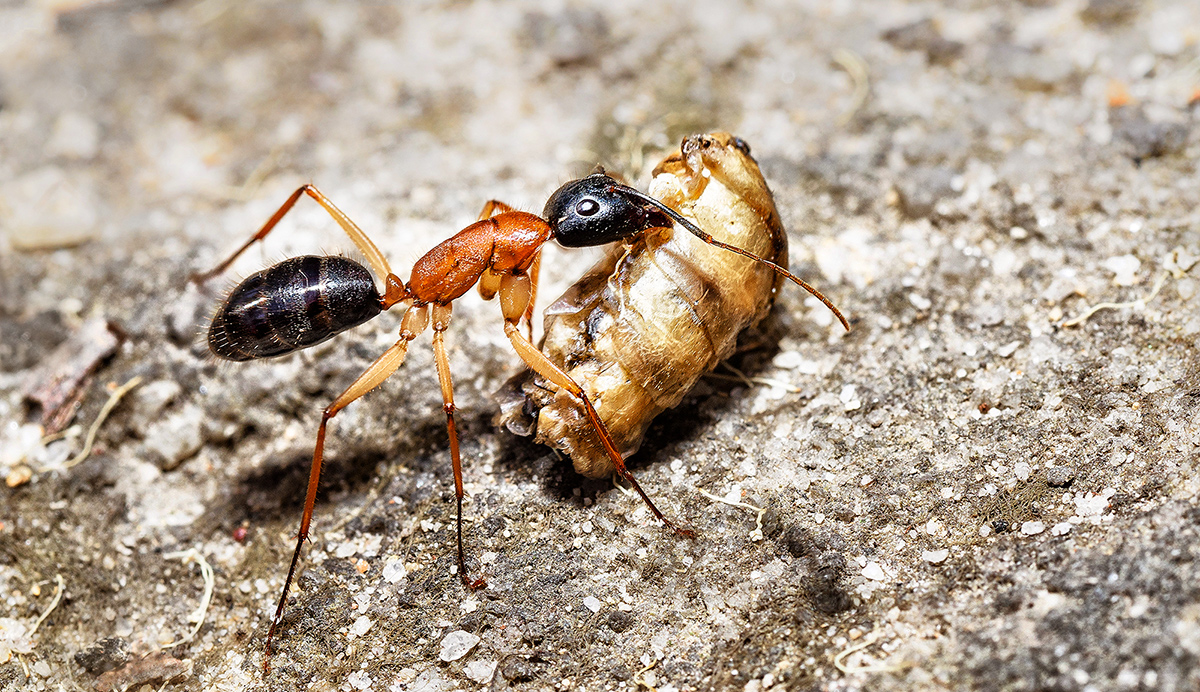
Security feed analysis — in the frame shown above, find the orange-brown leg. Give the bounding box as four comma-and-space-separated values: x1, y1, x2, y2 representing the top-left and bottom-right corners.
193, 184, 394, 285
497, 274, 694, 537
474, 200, 539, 338
523, 250, 541, 341
264, 305, 429, 672
475, 201, 517, 305
476, 199, 515, 221
429, 305, 474, 585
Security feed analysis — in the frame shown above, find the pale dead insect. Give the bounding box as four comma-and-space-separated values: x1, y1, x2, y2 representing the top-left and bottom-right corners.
500, 132, 848, 477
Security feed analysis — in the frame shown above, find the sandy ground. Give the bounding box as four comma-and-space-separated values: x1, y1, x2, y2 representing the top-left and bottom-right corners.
2, 1, 1200, 690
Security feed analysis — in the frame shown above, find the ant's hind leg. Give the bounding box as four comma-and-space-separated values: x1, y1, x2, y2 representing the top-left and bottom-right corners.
264, 305, 428, 671
193, 184, 394, 285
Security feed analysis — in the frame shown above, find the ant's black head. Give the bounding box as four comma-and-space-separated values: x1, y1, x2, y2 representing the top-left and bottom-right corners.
543, 173, 673, 248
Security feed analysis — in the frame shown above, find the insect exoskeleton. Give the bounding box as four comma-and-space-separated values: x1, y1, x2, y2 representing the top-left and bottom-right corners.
207, 255, 382, 361
500, 132, 803, 478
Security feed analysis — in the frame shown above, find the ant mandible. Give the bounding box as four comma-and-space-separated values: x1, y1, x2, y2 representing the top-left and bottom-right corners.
194, 166, 848, 669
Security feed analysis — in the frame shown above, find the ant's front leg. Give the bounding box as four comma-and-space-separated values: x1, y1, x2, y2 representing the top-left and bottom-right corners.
474, 199, 539, 340
497, 272, 695, 538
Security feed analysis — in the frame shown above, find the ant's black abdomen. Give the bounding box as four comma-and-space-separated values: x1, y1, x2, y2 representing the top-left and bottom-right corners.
209, 255, 382, 361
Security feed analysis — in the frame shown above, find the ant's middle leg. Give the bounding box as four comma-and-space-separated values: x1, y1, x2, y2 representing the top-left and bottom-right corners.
497, 273, 695, 538
263, 304, 429, 670
193, 184, 394, 285
483, 252, 543, 341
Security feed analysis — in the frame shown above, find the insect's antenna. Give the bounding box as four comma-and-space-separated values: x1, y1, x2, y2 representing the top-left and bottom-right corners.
616, 185, 850, 331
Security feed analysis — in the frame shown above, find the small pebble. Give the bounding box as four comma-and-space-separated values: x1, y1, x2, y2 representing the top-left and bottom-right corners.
47, 111, 100, 159
1021, 521, 1046, 536
839, 384, 862, 411
439, 630, 480, 662
862, 562, 888, 581
5, 465, 32, 488
1051, 522, 1073, 536
382, 559, 407, 584
922, 549, 949, 564
909, 293, 932, 310
464, 659, 498, 684
583, 596, 602, 613
142, 404, 205, 470
352, 616, 372, 636
1102, 254, 1140, 286
0, 422, 43, 467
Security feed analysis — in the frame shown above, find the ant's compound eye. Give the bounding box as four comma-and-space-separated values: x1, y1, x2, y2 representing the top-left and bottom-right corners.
575, 199, 600, 217
731, 137, 751, 155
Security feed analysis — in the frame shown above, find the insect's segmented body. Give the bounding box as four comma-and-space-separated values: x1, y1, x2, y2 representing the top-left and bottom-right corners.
502, 133, 790, 477
208, 255, 382, 361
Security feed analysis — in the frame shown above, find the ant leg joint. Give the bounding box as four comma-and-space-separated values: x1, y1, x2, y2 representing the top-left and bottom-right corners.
499, 274, 532, 322
431, 303, 453, 331
400, 304, 430, 339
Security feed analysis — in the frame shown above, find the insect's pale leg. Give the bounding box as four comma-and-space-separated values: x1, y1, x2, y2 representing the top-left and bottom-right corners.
431, 324, 473, 586
264, 322, 421, 672
502, 319, 695, 538
193, 184, 394, 285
